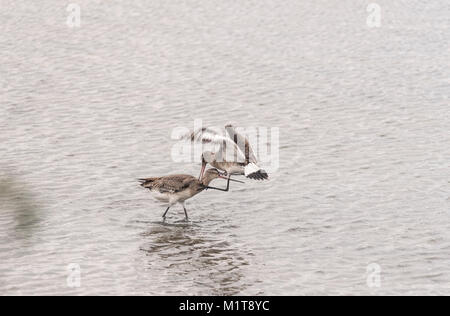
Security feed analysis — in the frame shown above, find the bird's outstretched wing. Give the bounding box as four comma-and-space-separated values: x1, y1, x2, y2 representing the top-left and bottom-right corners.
225, 125, 258, 164
180, 127, 246, 163
139, 175, 195, 193
181, 127, 221, 143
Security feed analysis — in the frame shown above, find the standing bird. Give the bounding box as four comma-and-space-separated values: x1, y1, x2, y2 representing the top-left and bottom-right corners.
182, 124, 269, 181
139, 168, 243, 221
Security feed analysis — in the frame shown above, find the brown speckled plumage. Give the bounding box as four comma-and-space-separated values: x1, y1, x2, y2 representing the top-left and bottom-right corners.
138, 169, 227, 221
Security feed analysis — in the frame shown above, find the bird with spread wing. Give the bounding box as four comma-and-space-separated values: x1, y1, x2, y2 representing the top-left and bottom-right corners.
181, 124, 269, 181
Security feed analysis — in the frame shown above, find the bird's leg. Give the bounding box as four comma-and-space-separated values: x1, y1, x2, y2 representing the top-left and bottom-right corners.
205, 173, 244, 191
205, 176, 232, 192
162, 207, 170, 220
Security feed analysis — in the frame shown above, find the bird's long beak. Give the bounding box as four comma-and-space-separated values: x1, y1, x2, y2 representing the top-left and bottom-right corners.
218, 174, 245, 183
199, 161, 207, 181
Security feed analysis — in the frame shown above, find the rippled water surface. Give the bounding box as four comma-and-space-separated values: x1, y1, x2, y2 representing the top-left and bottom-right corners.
1, 0, 449, 295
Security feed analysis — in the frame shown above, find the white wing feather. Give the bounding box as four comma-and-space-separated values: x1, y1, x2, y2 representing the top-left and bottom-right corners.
225, 126, 258, 164
181, 128, 246, 163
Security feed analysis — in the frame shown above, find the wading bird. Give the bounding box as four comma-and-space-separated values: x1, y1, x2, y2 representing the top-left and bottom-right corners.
182, 124, 269, 181
139, 168, 243, 221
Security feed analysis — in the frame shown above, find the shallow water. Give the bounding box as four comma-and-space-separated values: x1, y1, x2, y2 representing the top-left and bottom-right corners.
0, 0, 449, 295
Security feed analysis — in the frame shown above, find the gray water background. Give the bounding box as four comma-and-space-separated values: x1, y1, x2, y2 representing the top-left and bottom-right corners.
0, 0, 449, 295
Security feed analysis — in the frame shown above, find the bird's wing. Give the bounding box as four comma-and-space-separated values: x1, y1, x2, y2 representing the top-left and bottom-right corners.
181, 127, 246, 163
152, 175, 195, 193
225, 126, 258, 164
181, 127, 222, 143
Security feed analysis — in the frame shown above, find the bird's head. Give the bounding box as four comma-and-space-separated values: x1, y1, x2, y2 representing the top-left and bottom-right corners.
199, 151, 215, 180
201, 168, 228, 186
225, 123, 235, 131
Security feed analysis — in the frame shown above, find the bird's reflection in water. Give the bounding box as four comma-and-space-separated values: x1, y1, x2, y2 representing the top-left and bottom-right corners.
139, 220, 251, 295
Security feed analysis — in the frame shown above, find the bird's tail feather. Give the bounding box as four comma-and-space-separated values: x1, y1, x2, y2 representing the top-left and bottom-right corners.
138, 178, 158, 188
